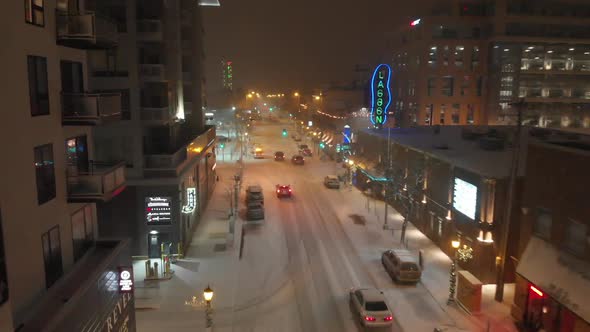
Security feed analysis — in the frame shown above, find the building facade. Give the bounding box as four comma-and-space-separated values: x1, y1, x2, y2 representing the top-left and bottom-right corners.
513, 130, 590, 332
85, 0, 216, 257
391, 0, 590, 129
353, 126, 523, 284
0, 0, 135, 330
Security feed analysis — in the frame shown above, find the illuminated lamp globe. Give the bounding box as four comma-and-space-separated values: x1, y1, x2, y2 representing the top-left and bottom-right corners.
451, 240, 460, 249
203, 285, 214, 302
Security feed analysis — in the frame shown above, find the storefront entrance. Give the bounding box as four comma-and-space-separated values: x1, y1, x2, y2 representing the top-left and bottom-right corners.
147, 233, 161, 259
524, 284, 576, 332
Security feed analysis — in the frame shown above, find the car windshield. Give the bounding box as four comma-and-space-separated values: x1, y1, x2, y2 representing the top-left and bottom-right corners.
365, 301, 388, 311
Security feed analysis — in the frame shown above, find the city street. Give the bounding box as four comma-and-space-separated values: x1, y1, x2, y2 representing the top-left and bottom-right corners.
134, 116, 515, 332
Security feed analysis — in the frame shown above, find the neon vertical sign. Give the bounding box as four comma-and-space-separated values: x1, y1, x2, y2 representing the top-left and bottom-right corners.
370, 64, 392, 128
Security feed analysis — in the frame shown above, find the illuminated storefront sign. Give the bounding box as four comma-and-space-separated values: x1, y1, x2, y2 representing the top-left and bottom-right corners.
453, 178, 478, 220
118, 267, 134, 293
145, 197, 172, 224
342, 125, 351, 144
370, 64, 392, 128
181, 188, 197, 214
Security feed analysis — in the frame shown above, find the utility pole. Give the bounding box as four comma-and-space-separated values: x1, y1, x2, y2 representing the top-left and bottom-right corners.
495, 98, 525, 302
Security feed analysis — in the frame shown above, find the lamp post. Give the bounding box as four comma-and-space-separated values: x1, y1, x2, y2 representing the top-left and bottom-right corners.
448, 240, 460, 305
203, 285, 214, 328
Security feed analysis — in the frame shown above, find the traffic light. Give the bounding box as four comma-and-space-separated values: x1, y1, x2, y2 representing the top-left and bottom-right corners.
220, 143, 225, 149
319, 142, 325, 149
269, 107, 274, 112
282, 129, 288, 137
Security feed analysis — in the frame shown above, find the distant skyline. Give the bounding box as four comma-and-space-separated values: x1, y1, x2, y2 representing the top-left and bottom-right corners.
202, 0, 433, 98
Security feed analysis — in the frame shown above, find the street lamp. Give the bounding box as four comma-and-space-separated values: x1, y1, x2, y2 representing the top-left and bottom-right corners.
203, 285, 214, 328
448, 240, 461, 305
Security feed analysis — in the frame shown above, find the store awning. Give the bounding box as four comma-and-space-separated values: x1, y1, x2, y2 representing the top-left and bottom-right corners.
516, 236, 590, 323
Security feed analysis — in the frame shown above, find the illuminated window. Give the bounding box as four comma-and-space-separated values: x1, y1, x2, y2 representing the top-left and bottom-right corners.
467, 104, 475, 124
428, 46, 437, 67
471, 46, 480, 70
440, 104, 446, 124
25, 0, 44, 26
425, 104, 433, 125
455, 46, 465, 67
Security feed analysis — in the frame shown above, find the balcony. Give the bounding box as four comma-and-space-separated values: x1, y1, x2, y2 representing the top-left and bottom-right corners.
144, 126, 215, 178
139, 64, 166, 81
62, 92, 122, 125
141, 104, 171, 122
137, 19, 163, 40
56, 11, 118, 49
67, 162, 126, 202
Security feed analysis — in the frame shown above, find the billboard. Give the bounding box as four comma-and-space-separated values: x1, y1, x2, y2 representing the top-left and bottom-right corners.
145, 197, 172, 224
453, 178, 478, 220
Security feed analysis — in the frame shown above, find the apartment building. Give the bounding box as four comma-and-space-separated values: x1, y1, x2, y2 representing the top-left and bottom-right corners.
0, 0, 134, 331
391, 0, 590, 129
86, 0, 217, 258
512, 129, 590, 332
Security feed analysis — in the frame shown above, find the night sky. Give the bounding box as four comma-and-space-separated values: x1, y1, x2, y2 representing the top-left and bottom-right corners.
202, 0, 433, 94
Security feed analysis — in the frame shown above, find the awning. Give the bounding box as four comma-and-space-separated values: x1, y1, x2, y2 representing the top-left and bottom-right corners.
516, 236, 590, 323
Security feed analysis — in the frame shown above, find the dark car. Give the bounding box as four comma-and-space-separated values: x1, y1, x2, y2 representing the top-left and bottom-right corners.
276, 184, 292, 198
291, 155, 305, 165
301, 148, 312, 156
246, 202, 265, 221
274, 151, 285, 161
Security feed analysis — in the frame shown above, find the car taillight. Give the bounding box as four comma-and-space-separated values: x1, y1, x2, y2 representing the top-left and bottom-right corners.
384, 315, 393, 321
364, 316, 376, 322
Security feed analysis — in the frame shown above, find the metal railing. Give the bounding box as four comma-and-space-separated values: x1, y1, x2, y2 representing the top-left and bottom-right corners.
62, 92, 122, 123
67, 162, 126, 200
56, 11, 117, 46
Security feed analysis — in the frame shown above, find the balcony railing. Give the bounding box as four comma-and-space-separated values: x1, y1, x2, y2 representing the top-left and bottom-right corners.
62, 92, 122, 125
56, 11, 118, 49
137, 19, 163, 40
67, 162, 126, 202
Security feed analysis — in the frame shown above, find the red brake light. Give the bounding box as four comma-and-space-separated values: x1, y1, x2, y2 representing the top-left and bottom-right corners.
364, 316, 376, 322
384, 315, 393, 321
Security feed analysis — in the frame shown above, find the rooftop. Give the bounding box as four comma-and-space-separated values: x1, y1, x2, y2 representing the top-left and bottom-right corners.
362, 126, 523, 179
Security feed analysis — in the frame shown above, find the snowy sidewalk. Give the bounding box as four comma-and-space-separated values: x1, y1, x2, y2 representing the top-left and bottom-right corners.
313, 160, 517, 332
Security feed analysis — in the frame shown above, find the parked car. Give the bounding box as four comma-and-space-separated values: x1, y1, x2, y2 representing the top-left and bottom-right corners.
291, 155, 305, 165
324, 175, 340, 189
349, 287, 394, 329
275, 184, 292, 198
246, 202, 264, 221
246, 185, 264, 204
381, 249, 422, 284
274, 151, 285, 161
301, 148, 312, 156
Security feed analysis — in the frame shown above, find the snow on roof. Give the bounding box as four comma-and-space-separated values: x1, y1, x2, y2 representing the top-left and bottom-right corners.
362, 126, 525, 179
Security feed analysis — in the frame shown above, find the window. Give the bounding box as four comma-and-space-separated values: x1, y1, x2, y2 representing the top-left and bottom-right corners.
442, 77, 454, 96
443, 46, 450, 65
408, 80, 416, 96
34, 144, 56, 205
0, 211, 8, 305
425, 104, 433, 125
437, 218, 443, 238
461, 76, 470, 96
564, 219, 587, 256
467, 104, 475, 124
428, 46, 437, 67
25, 0, 44, 26
533, 209, 552, 239
71, 205, 94, 262
42, 226, 63, 288
455, 46, 465, 67
471, 46, 480, 70
27, 56, 49, 116
427, 78, 436, 96
365, 301, 388, 311
452, 104, 460, 124
440, 104, 446, 124
477, 76, 483, 96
